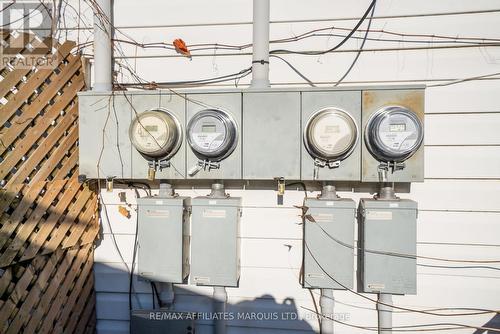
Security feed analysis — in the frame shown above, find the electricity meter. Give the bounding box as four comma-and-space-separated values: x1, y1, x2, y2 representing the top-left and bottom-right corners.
129, 109, 182, 159
187, 109, 238, 175
304, 107, 358, 168
365, 106, 424, 162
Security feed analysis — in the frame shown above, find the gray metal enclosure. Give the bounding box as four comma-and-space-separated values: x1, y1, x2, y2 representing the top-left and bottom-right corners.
78, 86, 424, 183
189, 196, 241, 287
137, 196, 191, 283
302, 197, 356, 289
357, 198, 418, 295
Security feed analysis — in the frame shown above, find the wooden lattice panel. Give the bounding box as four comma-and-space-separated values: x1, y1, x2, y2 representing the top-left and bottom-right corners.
0, 31, 97, 333
0, 244, 96, 334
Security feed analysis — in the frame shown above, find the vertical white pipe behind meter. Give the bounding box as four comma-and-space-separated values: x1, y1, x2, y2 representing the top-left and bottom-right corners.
250, 0, 270, 88
93, 0, 112, 91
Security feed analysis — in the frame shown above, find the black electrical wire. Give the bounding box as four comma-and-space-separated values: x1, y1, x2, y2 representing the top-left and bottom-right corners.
120, 67, 252, 88
151, 282, 155, 309
152, 282, 163, 308
270, 0, 377, 56
335, 0, 376, 86
270, 55, 316, 87
303, 238, 499, 317
309, 209, 500, 265
128, 193, 140, 311
417, 263, 500, 272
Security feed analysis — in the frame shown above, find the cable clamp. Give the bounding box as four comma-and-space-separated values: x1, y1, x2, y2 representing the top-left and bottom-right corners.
252, 60, 269, 65
188, 160, 220, 176
378, 161, 405, 174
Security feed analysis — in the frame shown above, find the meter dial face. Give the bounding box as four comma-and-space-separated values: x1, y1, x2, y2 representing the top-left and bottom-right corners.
304, 108, 358, 162
365, 106, 423, 162
187, 109, 238, 160
129, 109, 182, 158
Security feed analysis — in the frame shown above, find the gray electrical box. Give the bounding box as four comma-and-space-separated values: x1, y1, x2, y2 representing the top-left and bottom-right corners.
361, 89, 425, 182
79, 92, 132, 179
137, 196, 190, 283
301, 91, 361, 181
242, 91, 301, 179
131, 310, 195, 334
357, 198, 417, 295
190, 196, 241, 287
303, 193, 356, 289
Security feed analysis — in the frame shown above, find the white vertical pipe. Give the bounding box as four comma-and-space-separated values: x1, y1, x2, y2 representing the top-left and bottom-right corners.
158, 283, 175, 308
93, 0, 112, 91
213, 287, 227, 334
378, 293, 393, 334
320, 289, 334, 334
250, 0, 270, 88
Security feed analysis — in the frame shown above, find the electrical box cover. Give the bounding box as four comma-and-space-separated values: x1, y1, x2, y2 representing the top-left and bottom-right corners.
190, 196, 241, 287
357, 198, 417, 295
131, 310, 195, 334
137, 196, 190, 283
303, 197, 356, 289
361, 89, 425, 182
301, 91, 361, 181
243, 91, 301, 179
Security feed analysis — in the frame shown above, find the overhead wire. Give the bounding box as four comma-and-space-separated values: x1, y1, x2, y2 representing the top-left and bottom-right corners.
270, 0, 376, 56
334, 0, 377, 86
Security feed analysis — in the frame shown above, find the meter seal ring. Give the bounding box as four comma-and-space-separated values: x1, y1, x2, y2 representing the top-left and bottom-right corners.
187, 108, 238, 162
129, 108, 183, 161
364, 105, 424, 164
303, 107, 359, 169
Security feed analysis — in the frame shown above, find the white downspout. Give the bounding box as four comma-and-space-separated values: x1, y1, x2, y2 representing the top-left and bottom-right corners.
93, 0, 112, 91
378, 293, 393, 334
320, 289, 334, 334
250, 0, 270, 88
213, 287, 228, 334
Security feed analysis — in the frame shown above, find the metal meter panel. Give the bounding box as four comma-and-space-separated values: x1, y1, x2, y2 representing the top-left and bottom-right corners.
137, 196, 191, 283
190, 197, 241, 287
131, 93, 186, 179
243, 92, 301, 179
186, 93, 241, 179
79, 93, 132, 179
357, 198, 417, 295
303, 198, 356, 289
301, 91, 361, 181
361, 89, 425, 182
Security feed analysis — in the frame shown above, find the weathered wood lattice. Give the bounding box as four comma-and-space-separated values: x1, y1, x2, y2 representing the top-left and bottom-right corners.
0, 32, 98, 333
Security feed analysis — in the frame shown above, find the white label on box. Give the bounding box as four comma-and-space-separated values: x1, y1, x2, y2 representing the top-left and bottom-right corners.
155, 200, 164, 205
208, 200, 217, 205
367, 283, 385, 291
306, 273, 326, 279
325, 201, 334, 206
193, 276, 210, 284
366, 211, 392, 220
146, 209, 170, 218
313, 213, 334, 222
389, 203, 399, 208
203, 209, 226, 218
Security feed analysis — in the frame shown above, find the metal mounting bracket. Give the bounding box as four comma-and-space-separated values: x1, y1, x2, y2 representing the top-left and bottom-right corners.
188, 160, 221, 176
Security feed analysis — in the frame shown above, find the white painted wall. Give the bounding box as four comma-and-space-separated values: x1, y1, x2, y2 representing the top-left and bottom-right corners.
66, 0, 500, 333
